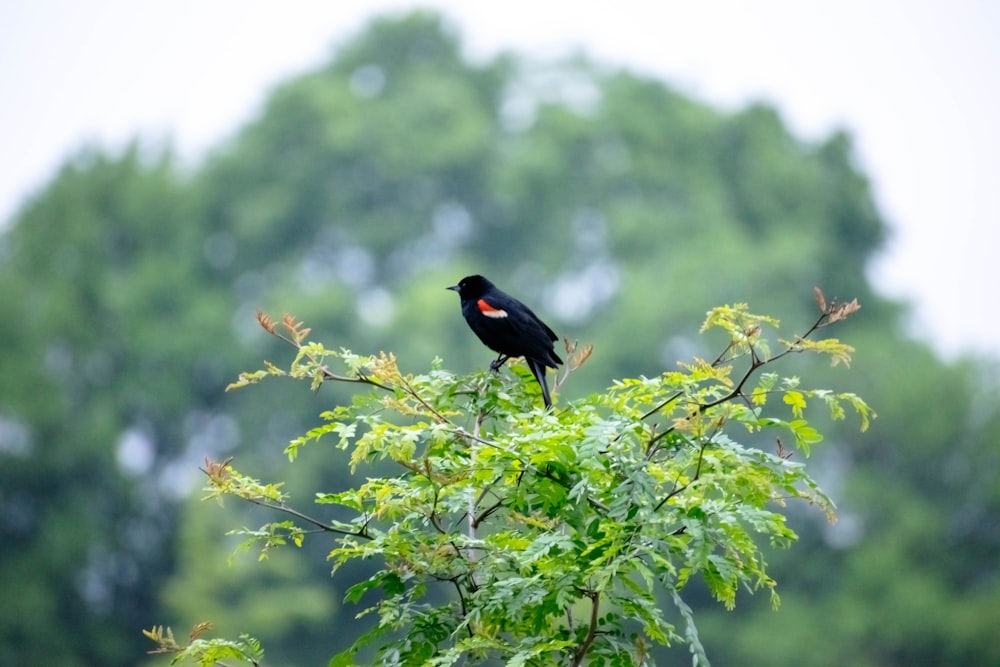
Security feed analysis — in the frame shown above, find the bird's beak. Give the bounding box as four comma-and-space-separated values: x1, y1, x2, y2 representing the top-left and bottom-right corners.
446, 285, 459, 292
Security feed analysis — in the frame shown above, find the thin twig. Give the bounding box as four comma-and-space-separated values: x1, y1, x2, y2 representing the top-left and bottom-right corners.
401, 375, 451, 424
653, 439, 710, 513
243, 497, 372, 540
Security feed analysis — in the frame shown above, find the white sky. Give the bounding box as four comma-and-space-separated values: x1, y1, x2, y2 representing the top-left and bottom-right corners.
2, 1, 998, 357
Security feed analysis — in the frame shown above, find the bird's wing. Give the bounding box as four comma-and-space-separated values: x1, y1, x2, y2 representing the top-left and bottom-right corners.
481, 294, 561, 365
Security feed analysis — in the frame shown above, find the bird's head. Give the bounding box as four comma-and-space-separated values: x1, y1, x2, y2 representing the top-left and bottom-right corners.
447, 274, 492, 300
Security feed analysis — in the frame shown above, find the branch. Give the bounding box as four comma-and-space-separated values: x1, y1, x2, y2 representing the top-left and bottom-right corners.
652, 439, 710, 514
257, 309, 394, 391
243, 497, 373, 541
463, 404, 489, 591
450, 424, 610, 515
200, 460, 373, 541
641, 339, 736, 421
645, 306, 839, 451
428, 485, 447, 535
401, 375, 452, 424
451, 577, 474, 638
318, 366, 394, 392
471, 476, 504, 529
571, 590, 601, 667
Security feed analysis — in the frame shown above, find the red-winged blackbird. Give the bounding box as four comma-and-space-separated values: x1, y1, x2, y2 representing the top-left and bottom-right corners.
448, 274, 563, 408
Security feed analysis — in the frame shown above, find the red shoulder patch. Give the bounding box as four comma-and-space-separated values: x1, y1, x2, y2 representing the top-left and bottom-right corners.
477, 299, 508, 319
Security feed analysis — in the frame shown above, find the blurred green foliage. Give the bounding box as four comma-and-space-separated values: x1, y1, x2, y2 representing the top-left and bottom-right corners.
1, 9, 997, 666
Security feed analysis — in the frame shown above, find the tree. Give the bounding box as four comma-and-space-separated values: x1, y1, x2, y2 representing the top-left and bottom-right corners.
148, 294, 871, 666
0, 147, 198, 666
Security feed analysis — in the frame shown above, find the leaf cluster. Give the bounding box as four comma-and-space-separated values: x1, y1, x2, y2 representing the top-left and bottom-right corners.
144, 622, 263, 666
153, 292, 871, 666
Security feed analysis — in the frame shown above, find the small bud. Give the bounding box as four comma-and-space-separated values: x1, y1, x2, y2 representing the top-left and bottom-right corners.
813, 287, 827, 313
189, 621, 213, 641
257, 309, 277, 333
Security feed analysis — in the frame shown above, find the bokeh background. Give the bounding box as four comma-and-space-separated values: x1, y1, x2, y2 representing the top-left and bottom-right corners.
1, 3, 998, 665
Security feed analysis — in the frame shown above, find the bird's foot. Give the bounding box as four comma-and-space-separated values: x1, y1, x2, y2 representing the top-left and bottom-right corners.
489, 354, 510, 373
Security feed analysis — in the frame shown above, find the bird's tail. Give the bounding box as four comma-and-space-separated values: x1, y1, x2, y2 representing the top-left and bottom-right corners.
526, 358, 553, 409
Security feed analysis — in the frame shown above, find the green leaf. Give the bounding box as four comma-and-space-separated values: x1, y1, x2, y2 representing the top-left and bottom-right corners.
783, 390, 807, 418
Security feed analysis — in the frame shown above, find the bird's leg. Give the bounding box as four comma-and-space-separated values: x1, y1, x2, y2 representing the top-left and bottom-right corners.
489, 354, 510, 373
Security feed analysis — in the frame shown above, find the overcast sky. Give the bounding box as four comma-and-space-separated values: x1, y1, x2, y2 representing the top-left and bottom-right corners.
2, 1, 997, 357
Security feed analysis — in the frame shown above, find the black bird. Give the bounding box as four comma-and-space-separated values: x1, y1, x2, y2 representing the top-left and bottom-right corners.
448, 274, 563, 408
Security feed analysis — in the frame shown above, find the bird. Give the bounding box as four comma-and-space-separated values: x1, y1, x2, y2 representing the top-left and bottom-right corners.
448, 274, 563, 408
